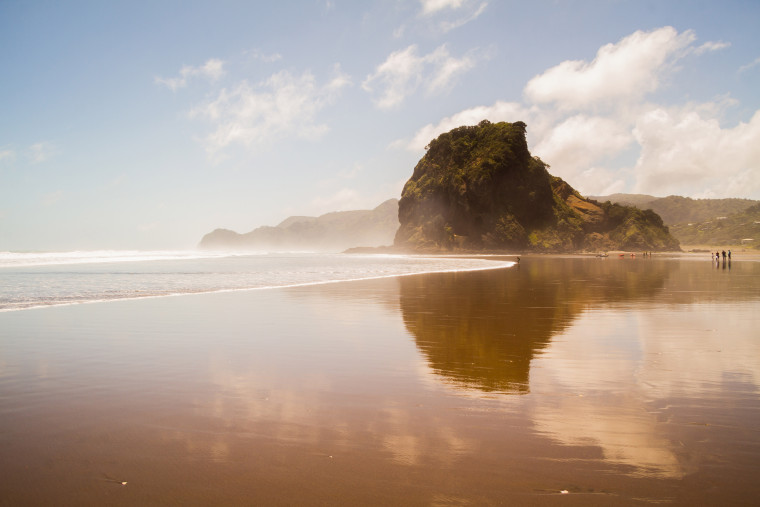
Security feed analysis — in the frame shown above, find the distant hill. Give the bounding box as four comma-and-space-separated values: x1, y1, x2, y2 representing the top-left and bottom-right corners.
592, 193, 661, 209
668, 203, 760, 248
199, 199, 399, 252
394, 120, 680, 253
589, 194, 758, 225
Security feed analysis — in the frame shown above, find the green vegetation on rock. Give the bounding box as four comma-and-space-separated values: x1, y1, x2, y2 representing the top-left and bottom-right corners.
394, 120, 680, 253
669, 203, 760, 248
591, 194, 758, 226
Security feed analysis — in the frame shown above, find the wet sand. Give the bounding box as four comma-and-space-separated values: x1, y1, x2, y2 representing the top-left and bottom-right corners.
1, 255, 759, 505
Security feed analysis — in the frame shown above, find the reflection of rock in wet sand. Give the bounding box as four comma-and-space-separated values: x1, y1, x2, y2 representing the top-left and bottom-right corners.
399, 257, 669, 394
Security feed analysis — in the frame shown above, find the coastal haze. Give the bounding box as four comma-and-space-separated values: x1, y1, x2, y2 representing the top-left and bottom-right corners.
199, 199, 399, 252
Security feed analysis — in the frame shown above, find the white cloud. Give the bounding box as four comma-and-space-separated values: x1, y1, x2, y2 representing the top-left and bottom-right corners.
155, 58, 225, 91
420, 0, 466, 15
199, 59, 224, 79
425, 45, 477, 92
533, 115, 633, 175
29, 142, 53, 164
0, 147, 15, 165
419, 0, 488, 33
191, 66, 351, 156
632, 108, 760, 198
575, 166, 628, 196
363, 44, 478, 109
524, 27, 695, 110
694, 40, 730, 55
363, 46, 422, 109
392, 101, 533, 151
0, 143, 55, 166
438, 2, 487, 32
323, 63, 352, 97
246, 49, 282, 63
739, 56, 760, 73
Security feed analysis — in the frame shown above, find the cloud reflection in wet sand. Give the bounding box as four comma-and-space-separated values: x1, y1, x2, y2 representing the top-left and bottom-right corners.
401, 257, 760, 480
150, 281, 478, 471
530, 311, 686, 478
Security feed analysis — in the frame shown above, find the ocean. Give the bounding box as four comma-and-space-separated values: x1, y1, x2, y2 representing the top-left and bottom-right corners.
0, 250, 515, 312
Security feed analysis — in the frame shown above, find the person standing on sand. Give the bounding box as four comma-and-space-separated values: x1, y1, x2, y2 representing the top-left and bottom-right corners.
728, 250, 732, 260
722, 250, 727, 260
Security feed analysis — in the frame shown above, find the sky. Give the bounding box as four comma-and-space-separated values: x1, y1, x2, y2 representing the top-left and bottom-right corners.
1, 0, 759, 251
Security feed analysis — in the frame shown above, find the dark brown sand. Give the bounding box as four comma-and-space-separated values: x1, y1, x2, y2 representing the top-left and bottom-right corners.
1, 256, 759, 505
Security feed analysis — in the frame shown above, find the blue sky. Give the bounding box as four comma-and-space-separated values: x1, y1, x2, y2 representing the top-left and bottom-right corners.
1, 0, 759, 250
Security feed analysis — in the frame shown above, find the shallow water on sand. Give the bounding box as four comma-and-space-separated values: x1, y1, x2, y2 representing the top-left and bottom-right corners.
0, 251, 514, 311
1, 256, 758, 505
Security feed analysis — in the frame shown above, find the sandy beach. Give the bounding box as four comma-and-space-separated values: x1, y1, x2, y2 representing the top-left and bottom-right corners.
1, 255, 759, 505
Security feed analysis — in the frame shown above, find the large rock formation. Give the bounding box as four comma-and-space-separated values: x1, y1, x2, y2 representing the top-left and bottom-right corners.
394, 120, 680, 252
200, 198, 399, 252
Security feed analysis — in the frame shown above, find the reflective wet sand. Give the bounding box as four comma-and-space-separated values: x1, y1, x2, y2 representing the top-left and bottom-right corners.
1, 256, 759, 505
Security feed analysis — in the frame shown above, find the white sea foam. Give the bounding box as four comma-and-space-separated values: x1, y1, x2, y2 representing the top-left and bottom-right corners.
0, 251, 515, 312
0, 249, 254, 268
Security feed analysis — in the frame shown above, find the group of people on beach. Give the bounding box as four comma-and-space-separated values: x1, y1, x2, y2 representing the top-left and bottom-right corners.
713, 250, 731, 261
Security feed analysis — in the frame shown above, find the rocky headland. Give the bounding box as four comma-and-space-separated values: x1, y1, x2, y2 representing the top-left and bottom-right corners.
393, 120, 680, 253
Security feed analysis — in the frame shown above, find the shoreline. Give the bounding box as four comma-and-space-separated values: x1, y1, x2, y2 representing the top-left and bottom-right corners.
0, 254, 516, 314
7, 250, 759, 314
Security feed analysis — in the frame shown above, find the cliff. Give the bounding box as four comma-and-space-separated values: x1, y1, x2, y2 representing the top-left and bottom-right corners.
200, 198, 399, 252
394, 120, 680, 253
